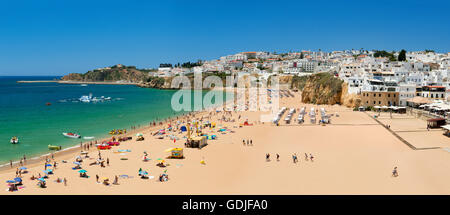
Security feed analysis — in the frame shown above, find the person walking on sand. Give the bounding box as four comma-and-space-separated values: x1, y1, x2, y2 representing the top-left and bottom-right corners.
107, 158, 109, 166
305, 153, 309, 161
10, 160, 12, 168
113, 175, 118, 185
392, 167, 398, 177
266, 153, 270, 162
96, 175, 99, 183
250, 139, 253, 146
309, 153, 314, 162
243, 140, 245, 146
246, 139, 249, 146
276, 154, 280, 161
64, 178, 67, 186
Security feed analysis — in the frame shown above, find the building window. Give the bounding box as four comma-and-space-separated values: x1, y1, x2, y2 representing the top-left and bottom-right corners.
388, 94, 390, 97
379, 94, 381, 97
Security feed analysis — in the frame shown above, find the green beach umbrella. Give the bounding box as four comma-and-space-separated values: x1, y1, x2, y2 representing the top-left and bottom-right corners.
78, 169, 87, 173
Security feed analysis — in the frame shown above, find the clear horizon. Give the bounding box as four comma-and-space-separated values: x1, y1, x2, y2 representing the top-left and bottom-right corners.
0, 0, 449, 76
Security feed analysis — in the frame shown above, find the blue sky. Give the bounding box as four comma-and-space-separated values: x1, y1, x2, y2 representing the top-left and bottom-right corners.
0, 0, 449, 76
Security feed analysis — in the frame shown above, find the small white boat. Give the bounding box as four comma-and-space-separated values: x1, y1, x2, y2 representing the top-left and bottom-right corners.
80, 84, 88, 87
10, 136, 19, 144
63, 132, 81, 138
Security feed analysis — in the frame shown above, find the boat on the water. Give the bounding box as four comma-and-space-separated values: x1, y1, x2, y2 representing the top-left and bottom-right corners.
48, 145, 62, 150
80, 84, 88, 87
62, 132, 81, 138
10, 136, 19, 144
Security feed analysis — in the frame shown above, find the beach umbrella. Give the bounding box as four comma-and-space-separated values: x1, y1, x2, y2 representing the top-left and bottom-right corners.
136, 133, 143, 136
73, 161, 81, 165
139, 171, 148, 175
38, 178, 46, 182
19, 167, 27, 170
45, 164, 52, 167
14, 178, 22, 182
165, 148, 174, 152
6, 180, 15, 183
78, 169, 87, 173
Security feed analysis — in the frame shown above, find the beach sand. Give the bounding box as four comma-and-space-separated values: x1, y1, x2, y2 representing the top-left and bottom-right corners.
1, 91, 449, 194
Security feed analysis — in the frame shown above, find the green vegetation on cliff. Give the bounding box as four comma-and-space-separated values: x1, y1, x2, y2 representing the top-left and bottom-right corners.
61, 65, 152, 83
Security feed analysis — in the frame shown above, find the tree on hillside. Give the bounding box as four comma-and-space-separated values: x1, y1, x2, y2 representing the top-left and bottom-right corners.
398, 49, 407, 61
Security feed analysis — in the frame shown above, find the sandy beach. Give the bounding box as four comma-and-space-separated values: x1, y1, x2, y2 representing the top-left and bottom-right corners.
1, 90, 449, 195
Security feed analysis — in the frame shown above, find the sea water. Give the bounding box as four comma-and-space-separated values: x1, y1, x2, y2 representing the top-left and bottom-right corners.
0, 76, 231, 164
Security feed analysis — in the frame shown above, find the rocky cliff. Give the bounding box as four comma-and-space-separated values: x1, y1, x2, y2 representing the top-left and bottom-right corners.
60, 65, 150, 83
300, 73, 360, 107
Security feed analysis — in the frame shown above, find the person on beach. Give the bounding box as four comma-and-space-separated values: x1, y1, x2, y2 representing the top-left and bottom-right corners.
64, 178, 67, 186
246, 140, 249, 146
107, 158, 109, 166
392, 167, 399, 177
10, 160, 12, 168
113, 175, 119, 185
243, 140, 245, 146
53, 161, 57, 169
96, 175, 99, 183
276, 154, 280, 161
23, 155, 26, 164
250, 140, 253, 146
305, 153, 309, 161
310, 154, 314, 162
266, 153, 270, 162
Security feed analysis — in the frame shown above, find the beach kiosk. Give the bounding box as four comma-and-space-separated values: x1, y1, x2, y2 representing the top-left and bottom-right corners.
427, 118, 446, 129
189, 136, 207, 149
166, 148, 184, 159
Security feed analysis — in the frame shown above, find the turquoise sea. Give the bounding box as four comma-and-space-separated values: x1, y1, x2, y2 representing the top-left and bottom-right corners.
0, 76, 229, 165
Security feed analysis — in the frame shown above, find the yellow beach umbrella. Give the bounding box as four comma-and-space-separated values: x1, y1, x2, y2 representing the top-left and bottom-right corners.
165, 148, 175, 152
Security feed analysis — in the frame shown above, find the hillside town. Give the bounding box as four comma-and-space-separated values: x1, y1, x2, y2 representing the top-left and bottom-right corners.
143, 50, 449, 120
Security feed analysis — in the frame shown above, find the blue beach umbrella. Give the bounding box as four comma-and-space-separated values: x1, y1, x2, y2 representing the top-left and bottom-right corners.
14, 178, 22, 182
45, 164, 52, 167
73, 162, 81, 165
19, 167, 27, 170
6, 180, 15, 183
38, 178, 46, 182
139, 171, 148, 175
